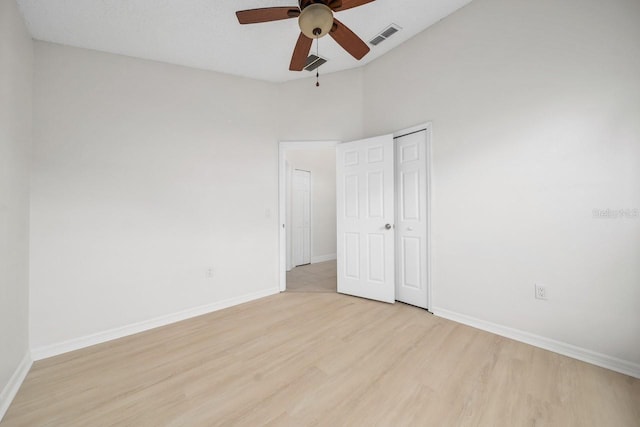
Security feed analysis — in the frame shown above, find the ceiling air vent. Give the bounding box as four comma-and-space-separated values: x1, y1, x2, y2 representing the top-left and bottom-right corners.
369, 35, 386, 46
304, 55, 327, 72
369, 24, 401, 46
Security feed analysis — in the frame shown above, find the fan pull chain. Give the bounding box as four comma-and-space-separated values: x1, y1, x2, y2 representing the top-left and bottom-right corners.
316, 37, 320, 87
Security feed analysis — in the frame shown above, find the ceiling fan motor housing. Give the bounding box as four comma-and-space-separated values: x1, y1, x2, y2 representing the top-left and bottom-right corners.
298, 3, 334, 39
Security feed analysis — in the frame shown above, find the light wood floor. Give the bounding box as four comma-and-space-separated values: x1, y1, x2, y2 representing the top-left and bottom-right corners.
286, 260, 337, 293
3, 293, 639, 426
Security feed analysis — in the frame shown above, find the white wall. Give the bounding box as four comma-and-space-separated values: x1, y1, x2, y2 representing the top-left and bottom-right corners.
0, 0, 33, 407
363, 0, 640, 366
30, 42, 281, 351
286, 149, 336, 262
276, 68, 364, 142
29, 41, 366, 354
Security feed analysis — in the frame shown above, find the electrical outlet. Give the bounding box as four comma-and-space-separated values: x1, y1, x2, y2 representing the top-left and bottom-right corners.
535, 284, 547, 300
206, 268, 214, 278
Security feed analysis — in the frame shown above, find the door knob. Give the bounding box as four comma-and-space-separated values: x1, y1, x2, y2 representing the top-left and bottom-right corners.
385, 224, 392, 230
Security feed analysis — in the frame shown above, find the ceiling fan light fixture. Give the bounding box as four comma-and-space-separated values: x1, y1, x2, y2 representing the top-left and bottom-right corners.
298, 4, 334, 39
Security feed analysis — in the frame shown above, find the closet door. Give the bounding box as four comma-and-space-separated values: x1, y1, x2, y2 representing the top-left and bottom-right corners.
395, 130, 428, 309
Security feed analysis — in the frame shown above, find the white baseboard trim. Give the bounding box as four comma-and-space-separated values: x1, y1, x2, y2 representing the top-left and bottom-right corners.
311, 253, 336, 264
0, 352, 32, 422
31, 287, 280, 361
432, 307, 640, 379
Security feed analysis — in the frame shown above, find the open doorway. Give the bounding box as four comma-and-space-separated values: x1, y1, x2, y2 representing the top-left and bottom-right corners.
279, 141, 339, 293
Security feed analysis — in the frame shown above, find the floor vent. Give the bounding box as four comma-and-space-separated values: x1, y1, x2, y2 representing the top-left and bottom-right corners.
369, 24, 401, 46
304, 55, 327, 71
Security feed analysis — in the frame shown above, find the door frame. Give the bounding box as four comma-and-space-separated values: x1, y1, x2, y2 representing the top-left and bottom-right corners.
279, 140, 340, 292
394, 123, 433, 311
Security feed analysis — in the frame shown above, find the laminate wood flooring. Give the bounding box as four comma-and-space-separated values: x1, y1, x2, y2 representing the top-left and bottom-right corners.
286, 260, 336, 293
2, 292, 639, 426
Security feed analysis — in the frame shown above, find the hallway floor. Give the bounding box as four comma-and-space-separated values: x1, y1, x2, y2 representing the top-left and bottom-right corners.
286, 260, 336, 293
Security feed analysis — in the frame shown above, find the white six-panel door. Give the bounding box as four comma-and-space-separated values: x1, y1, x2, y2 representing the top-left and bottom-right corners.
336, 135, 395, 303
395, 130, 429, 309
292, 169, 311, 266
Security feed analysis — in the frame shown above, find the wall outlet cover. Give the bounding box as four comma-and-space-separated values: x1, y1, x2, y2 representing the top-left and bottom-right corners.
535, 284, 547, 300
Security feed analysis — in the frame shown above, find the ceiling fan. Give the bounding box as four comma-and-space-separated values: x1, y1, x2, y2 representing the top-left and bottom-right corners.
236, 0, 375, 71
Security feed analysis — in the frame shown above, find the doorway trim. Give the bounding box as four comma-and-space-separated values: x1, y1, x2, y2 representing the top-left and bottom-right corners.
393, 123, 433, 311
279, 140, 340, 292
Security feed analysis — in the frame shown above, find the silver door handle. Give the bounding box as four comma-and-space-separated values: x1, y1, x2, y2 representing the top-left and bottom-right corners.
385, 224, 392, 230
407, 227, 414, 231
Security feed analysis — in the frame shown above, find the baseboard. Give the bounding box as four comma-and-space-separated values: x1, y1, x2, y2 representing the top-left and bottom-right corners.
0, 352, 32, 422
432, 307, 640, 379
31, 287, 280, 361
311, 253, 336, 264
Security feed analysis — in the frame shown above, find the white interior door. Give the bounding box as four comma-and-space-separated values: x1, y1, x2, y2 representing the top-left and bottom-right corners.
292, 169, 311, 266
336, 134, 395, 303
395, 130, 429, 309
286, 161, 293, 271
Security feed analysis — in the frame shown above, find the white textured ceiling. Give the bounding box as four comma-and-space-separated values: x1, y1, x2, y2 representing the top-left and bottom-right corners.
16, 0, 472, 82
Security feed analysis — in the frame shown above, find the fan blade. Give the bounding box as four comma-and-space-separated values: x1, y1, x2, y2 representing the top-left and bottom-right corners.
290, 33, 313, 71
236, 7, 299, 24
331, 0, 375, 12
329, 19, 370, 60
